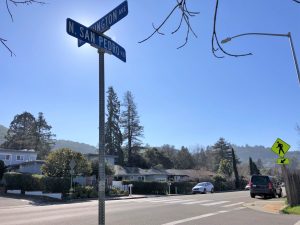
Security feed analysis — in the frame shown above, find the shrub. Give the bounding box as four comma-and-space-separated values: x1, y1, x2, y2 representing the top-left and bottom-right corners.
3, 172, 44, 192
73, 186, 98, 198
3, 172, 70, 195
171, 182, 198, 194
43, 177, 70, 195
122, 181, 168, 195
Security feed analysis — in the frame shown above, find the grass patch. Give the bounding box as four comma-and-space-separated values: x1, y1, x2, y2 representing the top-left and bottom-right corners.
282, 205, 300, 215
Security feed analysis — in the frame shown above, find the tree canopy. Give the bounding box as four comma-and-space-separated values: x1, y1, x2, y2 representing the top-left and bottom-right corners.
41, 148, 91, 177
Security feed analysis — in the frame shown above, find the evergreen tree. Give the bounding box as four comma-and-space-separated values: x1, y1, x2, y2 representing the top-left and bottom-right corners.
211, 138, 232, 171
120, 91, 144, 166
249, 157, 260, 175
105, 87, 123, 165
175, 146, 195, 169
35, 112, 55, 159
192, 146, 208, 169
218, 159, 233, 177
231, 148, 240, 189
1, 112, 55, 159
2, 112, 36, 150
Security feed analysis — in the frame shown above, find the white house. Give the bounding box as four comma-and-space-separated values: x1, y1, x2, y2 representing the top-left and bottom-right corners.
0, 148, 37, 166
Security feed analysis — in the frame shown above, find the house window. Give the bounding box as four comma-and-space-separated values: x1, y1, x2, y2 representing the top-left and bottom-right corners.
16, 155, 24, 161
5, 155, 10, 161
138, 176, 145, 181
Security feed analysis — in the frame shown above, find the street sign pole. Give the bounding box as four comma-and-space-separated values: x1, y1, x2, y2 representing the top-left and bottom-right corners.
98, 49, 106, 225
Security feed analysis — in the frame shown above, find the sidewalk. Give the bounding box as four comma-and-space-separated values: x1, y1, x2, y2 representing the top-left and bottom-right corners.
244, 199, 286, 214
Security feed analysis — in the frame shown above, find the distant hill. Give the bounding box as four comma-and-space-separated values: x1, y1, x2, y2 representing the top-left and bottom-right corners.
0, 124, 8, 145
52, 140, 97, 154
232, 144, 300, 167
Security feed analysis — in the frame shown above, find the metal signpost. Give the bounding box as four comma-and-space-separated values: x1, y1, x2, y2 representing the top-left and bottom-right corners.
66, 2, 128, 224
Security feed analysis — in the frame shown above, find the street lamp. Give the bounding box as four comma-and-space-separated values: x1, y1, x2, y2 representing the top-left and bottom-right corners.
221, 32, 300, 85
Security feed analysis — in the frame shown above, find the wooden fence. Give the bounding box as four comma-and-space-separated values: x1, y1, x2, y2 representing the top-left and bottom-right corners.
282, 165, 300, 207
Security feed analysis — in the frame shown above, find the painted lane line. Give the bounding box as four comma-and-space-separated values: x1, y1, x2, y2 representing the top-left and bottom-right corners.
164, 200, 194, 204
183, 200, 213, 205
222, 202, 245, 207
201, 201, 230, 206
161, 210, 228, 225
231, 206, 246, 211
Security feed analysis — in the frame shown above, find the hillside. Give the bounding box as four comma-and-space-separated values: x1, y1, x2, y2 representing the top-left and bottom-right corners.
52, 140, 97, 154
233, 144, 300, 167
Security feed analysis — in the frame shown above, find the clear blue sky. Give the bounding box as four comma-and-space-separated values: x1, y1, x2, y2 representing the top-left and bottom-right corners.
1, 0, 300, 150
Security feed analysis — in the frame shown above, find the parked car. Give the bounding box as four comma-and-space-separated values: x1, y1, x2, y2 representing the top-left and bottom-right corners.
192, 182, 214, 194
245, 183, 250, 190
250, 175, 282, 199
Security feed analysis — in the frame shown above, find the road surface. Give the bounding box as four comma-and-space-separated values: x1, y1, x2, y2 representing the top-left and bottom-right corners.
0, 191, 299, 225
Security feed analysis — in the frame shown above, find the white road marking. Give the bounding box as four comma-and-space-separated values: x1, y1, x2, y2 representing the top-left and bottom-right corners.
294, 220, 300, 225
201, 201, 230, 206
183, 200, 213, 205
222, 202, 244, 207
161, 210, 228, 225
231, 206, 246, 211
164, 200, 195, 204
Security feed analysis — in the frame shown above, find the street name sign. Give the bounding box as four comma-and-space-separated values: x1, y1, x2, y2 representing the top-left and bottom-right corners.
66, 18, 126, 62
276, 158, 290, 165
78, 1, 128, 47
271, 138, 290, 158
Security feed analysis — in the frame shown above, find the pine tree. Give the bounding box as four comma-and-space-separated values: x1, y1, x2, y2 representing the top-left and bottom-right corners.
175, 146, 195, 169
211, 138, 232, 171
2, 112, 37, 150
35, 112, 55, 159
120, 91, 144, 166
1, 112, 55, 159
105, 87, 123, 165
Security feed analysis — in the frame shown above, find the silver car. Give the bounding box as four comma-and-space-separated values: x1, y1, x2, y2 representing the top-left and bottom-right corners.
192, 182, 214, 194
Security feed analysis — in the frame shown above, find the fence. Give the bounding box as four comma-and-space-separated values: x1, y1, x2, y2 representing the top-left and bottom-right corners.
282, 165, 300, 207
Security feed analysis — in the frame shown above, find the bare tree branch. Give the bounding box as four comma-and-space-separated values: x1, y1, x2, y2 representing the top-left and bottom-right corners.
2, 0, 45, 56
212, 0, 252, 58
139, 0, 199, 49
0, 37, 16, 56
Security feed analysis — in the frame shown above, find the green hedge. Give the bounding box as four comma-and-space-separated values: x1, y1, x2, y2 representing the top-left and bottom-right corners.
3, 172, 70, 194
123, 181, 168, 195
170, 182, 198, 194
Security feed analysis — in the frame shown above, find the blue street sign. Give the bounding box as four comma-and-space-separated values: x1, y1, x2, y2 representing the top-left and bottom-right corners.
67, 18, 126, 62
78, 1, 128, 47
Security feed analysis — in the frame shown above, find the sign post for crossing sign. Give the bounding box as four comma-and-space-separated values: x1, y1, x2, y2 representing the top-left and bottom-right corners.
66, 18, 126, 62
78, 1, 128, 47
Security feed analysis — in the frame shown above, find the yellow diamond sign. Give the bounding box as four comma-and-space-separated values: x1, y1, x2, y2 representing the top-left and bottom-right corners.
276, 158, 290, 165
271, 138, 290, 157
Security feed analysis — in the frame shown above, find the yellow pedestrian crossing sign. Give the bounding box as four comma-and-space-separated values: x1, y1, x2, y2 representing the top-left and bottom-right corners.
271, 138, 290, 157
276, 158, 289, 165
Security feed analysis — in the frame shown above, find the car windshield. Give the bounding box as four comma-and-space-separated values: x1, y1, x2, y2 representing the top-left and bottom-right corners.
197, 183, 206, 186
252, 176, 269, 185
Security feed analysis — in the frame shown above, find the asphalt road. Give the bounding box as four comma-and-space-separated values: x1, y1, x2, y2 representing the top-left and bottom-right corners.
0, 191, 299, 225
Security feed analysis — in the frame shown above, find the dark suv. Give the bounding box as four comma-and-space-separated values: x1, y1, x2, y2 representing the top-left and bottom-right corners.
250, 175, 282, 198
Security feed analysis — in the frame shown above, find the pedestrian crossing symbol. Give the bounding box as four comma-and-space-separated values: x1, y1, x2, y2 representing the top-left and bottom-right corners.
276, 158, 289, 165
271, 138, 290, 157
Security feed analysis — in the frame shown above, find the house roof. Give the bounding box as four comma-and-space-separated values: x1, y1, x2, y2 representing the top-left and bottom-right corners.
114, 165, 168, 176
84, 153, 118, 158
166, 169, 215, 178
0, 148, 36, 154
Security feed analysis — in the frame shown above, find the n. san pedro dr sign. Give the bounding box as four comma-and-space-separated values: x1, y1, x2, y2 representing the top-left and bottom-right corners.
66, 18, 126, 62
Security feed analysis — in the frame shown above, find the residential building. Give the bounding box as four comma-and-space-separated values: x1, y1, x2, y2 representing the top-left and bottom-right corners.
18, 160, 45, 175
84, 153, 118, 166
0, 148, 37, 166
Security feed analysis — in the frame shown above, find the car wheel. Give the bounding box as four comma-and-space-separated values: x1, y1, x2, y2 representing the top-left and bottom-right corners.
203, 188, 206, 194
250, 193, 255, 198
211, 188, 214, 193
277, 191, 282, 198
